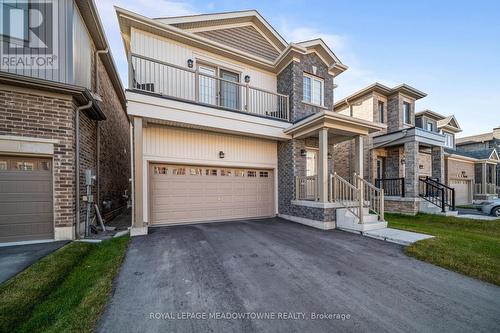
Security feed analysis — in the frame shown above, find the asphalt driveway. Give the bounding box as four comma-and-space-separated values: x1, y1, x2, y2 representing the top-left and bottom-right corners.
98, 218, 500, 333
0, 241, 68, 284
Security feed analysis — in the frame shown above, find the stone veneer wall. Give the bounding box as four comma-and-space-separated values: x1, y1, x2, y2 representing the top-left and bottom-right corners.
277, 52, 337, 223
384, 197, 419, 215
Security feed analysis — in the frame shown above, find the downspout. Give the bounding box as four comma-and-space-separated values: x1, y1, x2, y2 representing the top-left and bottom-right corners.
94, 48, 109, 94
75, 101, 93, 239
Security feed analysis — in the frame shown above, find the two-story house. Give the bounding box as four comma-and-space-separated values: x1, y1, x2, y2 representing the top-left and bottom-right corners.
334, 83, 462, 214
118, 8, 388, 236
455, 127, 500, 200
0, 0, 130, 244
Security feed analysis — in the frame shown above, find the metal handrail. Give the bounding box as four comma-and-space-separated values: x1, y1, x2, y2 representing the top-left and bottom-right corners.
419, 177, 455, 212
130, 53, 290, 121
375, 177, 405, 197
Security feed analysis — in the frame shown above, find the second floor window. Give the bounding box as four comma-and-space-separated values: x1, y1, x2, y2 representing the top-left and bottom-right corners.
403, 102, 411, 124
444, 132, 454, 148
426, 122, 434, 131
303, 74, 323, 106
378, 101, 384, 123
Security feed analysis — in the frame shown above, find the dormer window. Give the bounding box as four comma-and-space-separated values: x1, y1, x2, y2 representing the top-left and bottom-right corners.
403, 102, 411, 124
426, 122, 434, 131
303, 74, 324, 106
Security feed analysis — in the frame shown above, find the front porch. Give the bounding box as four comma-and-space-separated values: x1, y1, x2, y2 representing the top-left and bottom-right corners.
474, 162, 499, 200
371, 127, 453, 215
278, 111, 387, 231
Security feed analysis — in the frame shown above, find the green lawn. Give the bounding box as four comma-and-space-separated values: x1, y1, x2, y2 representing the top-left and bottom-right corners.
0, 236, 129, 333
386, 213, 500, 286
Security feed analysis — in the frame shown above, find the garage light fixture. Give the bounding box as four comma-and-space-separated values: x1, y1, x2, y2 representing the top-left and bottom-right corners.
244, 75, 251, 83
219, 151, 225, 159
187, 59, 194, 68
300, 149, 307, 157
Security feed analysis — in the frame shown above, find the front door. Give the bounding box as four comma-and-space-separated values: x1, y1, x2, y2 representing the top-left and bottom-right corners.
306, 149, 318, 199
220, 69, 240, 110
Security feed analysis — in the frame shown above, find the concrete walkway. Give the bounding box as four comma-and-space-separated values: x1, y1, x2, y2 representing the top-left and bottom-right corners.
363, 228, 434, 245
0, 241, 68, 283
455, 214, 500, 221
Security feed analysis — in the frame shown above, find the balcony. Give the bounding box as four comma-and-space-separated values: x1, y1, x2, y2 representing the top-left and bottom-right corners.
129, 54, 290, 122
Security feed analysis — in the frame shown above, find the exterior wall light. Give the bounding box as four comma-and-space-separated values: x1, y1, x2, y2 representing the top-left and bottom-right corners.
187, 59, 194, 68
328, 153, 332, 160
219, 151, 225, 159
401, 158, 406, 165
300, 149, 307, 157
244, 75, 251, 83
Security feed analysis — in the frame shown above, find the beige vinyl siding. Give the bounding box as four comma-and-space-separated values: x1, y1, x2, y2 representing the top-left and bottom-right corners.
72, 5, 92, 89
130, 28, 277, 92
195, 25, 280, 61
143, 125, 277, 168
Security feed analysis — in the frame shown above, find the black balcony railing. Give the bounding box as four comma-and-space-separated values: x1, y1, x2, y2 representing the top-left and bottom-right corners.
375, 178, 405, 197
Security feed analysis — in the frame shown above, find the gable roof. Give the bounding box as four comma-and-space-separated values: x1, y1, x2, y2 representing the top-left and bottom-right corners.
154, 10, 288, 53
116, 7, 347, 75
437, 115, 461, 132
334, 82, 427, 110
450, 148, 499, 161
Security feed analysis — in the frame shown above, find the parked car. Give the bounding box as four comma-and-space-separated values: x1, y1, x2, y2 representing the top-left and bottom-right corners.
477, 199, 500, 217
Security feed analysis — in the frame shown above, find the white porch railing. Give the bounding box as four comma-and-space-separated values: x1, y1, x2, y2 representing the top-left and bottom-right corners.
296, 173, 385, 224
331, 173, 363, 223
355, 173, 384, 222
130, 54, 290, 121
295, 176, 318, 201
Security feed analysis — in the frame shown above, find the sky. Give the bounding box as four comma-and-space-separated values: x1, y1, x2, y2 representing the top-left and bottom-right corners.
96, 0, 500, 137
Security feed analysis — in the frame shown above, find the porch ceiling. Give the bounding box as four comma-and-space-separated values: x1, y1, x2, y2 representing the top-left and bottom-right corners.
284, 111, 386, 141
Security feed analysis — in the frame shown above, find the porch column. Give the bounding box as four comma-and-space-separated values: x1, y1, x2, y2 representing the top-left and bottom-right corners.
318, 128, 329, 202
354, 135, 364, 179
482, 163, 487, 194
431, 147, 445, 182
404, 141, 419, 197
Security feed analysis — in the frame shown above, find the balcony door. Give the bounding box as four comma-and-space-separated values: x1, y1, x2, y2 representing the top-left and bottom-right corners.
220, 69, 240, 110
198, 65, 217, 106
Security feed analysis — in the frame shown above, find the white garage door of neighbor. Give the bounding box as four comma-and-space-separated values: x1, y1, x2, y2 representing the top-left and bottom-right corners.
150, 165, 274, 225
450, 179, 471, 205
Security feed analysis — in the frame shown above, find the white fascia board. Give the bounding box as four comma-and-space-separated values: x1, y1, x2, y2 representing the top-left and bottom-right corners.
126, 91, 291, 140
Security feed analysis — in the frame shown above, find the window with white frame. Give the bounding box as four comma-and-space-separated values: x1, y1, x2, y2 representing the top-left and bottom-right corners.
303, 74, 324, 106
443, 132, 454, 148
403, 102, 411, 124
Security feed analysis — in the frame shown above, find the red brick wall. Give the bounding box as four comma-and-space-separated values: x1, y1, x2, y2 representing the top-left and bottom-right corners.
95, 58, 130, 217
0, 87, 76, 228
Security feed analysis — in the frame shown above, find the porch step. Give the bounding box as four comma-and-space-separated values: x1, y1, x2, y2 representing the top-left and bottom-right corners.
419, 200, 458, 216
336, 208, 387, 232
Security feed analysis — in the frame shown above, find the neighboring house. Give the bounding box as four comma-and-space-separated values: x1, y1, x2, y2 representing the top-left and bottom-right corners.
334, 84, 460, 214
455, 127, 500, 200
117, 8, 387, 236
0, 0, 130, 244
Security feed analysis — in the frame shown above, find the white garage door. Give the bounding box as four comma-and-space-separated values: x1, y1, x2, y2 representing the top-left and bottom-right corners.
150, 164, 274, 225
449, 179, 471, 205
